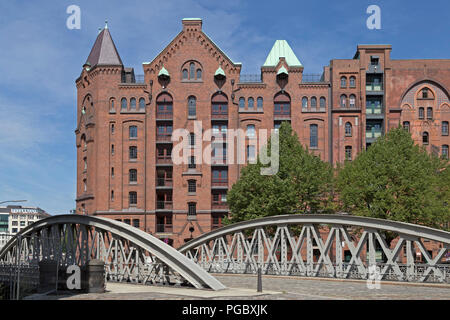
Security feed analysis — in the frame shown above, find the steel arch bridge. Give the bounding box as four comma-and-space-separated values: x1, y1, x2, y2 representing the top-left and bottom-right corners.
179, 214, 450, 283
0, 215, 225, 290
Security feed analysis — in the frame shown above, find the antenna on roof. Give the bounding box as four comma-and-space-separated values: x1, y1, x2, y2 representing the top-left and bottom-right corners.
105, 19, 108, 29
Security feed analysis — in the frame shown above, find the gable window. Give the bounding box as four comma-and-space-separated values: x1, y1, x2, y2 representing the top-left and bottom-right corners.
129, 125, 137, 138
422, 88, 429, 99
310, 124, 318, 148
129, 192, 137, 206
188, 180, 196, 193
189, 62, 195, 79
239, 97, 245, 110
121, 98, 127, 110
188, 96, 196, 117
129, 169, 137, 183
248, 97, 254, 109
196, 69, 202, 80
422, 132, 429, 145
139, 98, 145, 110
403, 121, 410, 132
182, 69, 188, 79
427, 107, 433, 120
302, 97, 308, 108
345, 146, 352, 161
130, 98, 136, 110
345, 122, 352, 137
311, 97, 317, 108
442, 121, 449, 136
419, 107, 424, 119
257, 97, 263, 110
320, 97, 326, 109
349, 95, 356, 108
129, 146, 137, 160
340, 76, 347, 88
340, 95, 347, 108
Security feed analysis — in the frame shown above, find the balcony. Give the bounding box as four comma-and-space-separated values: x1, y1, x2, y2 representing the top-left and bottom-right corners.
156, 156, 172, 165
156, 224, 173, 233
156, 111, 173, 120
211, 201, 228, 209
156, 178, 173, 188
367, 64, 383, 74
156, 134, 172, 142
156, 201, 173, 210
366, 83, 383, 93
274, 110, 291, 119
366, 129, 382, 140
212, 178, 228, 188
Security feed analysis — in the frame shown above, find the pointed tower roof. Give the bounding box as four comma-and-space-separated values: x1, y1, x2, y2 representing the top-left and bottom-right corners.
263, 40, 302, 67
85, 26, 123, 67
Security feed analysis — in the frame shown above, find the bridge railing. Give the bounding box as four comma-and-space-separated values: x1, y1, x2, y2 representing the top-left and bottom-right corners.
179, 214, 450, 284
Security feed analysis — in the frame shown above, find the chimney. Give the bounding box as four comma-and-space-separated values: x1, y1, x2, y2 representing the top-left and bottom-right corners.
182, 18, 202, 32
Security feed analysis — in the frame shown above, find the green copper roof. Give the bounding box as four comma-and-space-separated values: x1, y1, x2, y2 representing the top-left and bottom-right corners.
214, 67, 225, 77
158, 66, 170, 77
263, 40, 302, 67
277, 66, 288, 75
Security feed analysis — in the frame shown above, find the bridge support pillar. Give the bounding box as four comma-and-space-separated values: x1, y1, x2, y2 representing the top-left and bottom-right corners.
38, 260, 58, 293
86, 259, 105, 293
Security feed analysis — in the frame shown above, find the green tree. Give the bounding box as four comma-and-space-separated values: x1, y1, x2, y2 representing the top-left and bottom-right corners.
336, 126, 450, 239
225, 122, 334, 224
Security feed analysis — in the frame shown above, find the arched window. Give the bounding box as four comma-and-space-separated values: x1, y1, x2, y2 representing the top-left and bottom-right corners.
139, 98, 145, 110
302, 97, 308, 108
419, 107, 424, 119
121, 98, 127, 110
239, 97, 245, 110
111, 190, 114, 201
311, 97, 317, 108
129, 169, 137, 183
111, 123, 115, 134
189, 62, 195, 79
349, 94, 356, 108
320, 97, 326, 109
345, 122, 352, 137
427, 107, 433, 120
340, 95, 347, 108
349, 76, 356, 88
246, 124, 255, 137
257, 97, 263, 110
182, 69, 188, 79
156, 93, 173, 119
196, 69, 202, 80
211, 93, 228, 118
310, 124, 318, 148
110, 98, 115, 111
81, 134, 86, 150
83, 179, 87, 192
111, 167, 114, 178
422, 88, 429, 99
422, 132, 429, 145
188, 96, 196, 117
248, 97, 254, 109
442, 145, 449, 159
274, 92, 291, 117
129, 125, 137, 138
403, 121, 410, 132
442, 121, 449, 136
130, 98, 136, 109
340, 76, 347, 88
129, 192, 137, 206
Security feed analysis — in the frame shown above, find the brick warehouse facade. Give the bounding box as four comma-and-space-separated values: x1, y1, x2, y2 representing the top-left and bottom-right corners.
75, 18, 450, 248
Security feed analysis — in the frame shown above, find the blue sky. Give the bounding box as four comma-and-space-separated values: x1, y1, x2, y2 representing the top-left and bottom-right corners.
0, 0, 448, 214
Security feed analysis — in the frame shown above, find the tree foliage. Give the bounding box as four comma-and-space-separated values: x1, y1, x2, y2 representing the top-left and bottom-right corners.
336, 126, 450, 232
225, 122, 334, 224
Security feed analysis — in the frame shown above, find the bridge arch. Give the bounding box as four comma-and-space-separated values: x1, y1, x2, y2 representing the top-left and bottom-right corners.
0, 214, 225, 290
179, 214, 450, 283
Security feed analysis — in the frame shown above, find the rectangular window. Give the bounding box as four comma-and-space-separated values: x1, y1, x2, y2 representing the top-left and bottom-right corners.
188, 180, 196, 193
443, 122, 449, 136
247, 145, 256, 161
129, 126, 138, 138
310, 124, 318, 148
129, 192, 137, 206
188, 156, 196, 169
129, 146, 137, 160
132, 219, 140, 228
129, 169, 137, 183
188, 203, 196, 217
345, 146, 352, 161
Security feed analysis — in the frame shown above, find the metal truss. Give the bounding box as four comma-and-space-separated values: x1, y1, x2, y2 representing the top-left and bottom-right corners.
179, 214, 450, 283
0, 215, 225, 290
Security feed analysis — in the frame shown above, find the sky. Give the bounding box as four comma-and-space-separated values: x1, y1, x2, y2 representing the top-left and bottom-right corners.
0, 0, 448, 215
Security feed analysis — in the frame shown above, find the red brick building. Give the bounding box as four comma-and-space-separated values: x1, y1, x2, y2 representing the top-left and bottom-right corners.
75, 18, 450, 247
